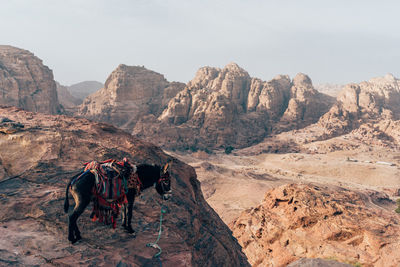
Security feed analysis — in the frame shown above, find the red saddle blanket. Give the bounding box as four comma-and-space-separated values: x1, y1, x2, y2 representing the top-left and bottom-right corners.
84, 160, 127, 201
84, 160, 128, 228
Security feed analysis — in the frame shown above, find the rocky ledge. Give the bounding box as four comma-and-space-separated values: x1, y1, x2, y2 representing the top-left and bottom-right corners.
0, 106, 249, 267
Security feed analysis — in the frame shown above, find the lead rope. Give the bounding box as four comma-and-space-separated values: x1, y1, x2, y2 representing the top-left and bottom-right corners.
146, 202, 167, 258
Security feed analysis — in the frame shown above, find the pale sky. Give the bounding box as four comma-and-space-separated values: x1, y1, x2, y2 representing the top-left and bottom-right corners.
1, 0, 399, 86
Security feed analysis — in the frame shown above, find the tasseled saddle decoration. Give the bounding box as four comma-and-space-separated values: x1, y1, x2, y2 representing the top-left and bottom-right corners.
84, 159, 129, 229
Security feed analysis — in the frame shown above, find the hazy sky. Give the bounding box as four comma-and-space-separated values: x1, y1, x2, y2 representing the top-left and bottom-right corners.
1, 0, 399, 86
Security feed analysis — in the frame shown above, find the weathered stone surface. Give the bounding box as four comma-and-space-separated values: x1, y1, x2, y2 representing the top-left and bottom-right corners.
320, 75, 400, 129
0, 45, 61, 114
279, 73, 334, 132
134, 64, 333, 150
77, 64, 185, 131
231, 184, 400, 267
0, 106, 249, 267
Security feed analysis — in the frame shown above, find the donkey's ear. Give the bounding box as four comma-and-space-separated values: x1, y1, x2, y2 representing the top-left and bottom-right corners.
163, 162, 170, 173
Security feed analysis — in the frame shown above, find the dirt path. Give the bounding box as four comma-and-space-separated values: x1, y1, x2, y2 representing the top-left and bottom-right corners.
167, 143, 400, 224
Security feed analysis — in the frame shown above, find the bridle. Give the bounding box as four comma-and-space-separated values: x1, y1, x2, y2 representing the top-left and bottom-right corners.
157, 172, 171, 194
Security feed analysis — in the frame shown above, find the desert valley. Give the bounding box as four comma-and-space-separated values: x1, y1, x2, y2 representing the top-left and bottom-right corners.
1, 45, 400, 267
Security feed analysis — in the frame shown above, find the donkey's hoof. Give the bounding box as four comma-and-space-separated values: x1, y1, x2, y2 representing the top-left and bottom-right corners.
125, 226, 136, 235
71, 237, 82, 244
68, 235, 75, 243
75, 234, 82, 242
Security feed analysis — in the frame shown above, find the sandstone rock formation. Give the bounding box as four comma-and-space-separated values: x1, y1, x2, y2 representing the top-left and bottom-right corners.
0, 45, 61, 114
67, 80, 103, 100
231, 184, 400, 267
319, 74, 400, 139
244, 74, 400, 154
134, 63, 333, 150
0, 106, 249, 267
78, 64, 185, 131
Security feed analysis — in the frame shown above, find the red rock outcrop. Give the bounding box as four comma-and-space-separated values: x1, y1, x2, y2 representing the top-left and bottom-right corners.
134, 64, 333, 150
231, 184, 400, 267
77, 64, 185, 131
0, 106, 249, 267
0, 45, 61, 114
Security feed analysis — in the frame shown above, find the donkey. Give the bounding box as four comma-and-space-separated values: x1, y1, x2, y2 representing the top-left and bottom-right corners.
64, 160, 172, 244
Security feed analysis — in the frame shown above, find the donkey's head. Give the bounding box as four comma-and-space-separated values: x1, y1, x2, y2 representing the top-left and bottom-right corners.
155, 162, 172, 200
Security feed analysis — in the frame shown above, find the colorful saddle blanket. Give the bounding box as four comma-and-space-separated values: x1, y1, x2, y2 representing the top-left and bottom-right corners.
84, 160, 129, 229
84, 160, 126, 201
71, 159, 139, 229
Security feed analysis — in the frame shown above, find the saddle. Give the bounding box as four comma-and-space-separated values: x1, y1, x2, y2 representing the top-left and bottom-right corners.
84, 160, 126, 201
83, 159, 133, 228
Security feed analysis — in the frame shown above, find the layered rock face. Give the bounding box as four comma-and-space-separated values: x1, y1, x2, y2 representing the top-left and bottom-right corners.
134, 63, 333, 150
231, 184, 400, 267
78, 64, 185, 131
0, 45, 61, 114
0, 106, 249, 267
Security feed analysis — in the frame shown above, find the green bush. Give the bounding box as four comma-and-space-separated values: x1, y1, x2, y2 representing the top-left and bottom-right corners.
204, 148, 212, 154
396, 198, 400, 214
224, 146, 234, 154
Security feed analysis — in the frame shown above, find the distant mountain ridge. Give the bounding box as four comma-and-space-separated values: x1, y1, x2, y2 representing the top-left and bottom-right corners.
67, 80, 103, 100
133, 63, 334, 150
56, 82, 81, 108
76, 62, 335, 150
2, 45, 400, 152
314, 83, 344, 97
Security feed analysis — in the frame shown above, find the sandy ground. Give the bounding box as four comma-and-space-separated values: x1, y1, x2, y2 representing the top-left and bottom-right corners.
167, 137, 400, 224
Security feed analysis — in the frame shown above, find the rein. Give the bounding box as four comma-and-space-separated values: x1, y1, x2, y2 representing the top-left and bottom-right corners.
146, 172, 170, 259
146, 202, 167, 258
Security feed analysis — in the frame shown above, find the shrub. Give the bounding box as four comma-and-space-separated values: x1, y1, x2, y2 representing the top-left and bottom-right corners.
224, 146, 234, 154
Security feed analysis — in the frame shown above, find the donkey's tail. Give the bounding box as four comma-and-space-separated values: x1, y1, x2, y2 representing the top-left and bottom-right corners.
64, 171, 83, 213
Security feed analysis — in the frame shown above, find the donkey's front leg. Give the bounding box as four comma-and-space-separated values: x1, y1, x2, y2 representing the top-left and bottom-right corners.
121, 204, 127, 228
124, 189, 136, 234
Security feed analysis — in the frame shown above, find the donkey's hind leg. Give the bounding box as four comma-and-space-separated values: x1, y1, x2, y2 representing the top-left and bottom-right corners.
69, 192, 90, 244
